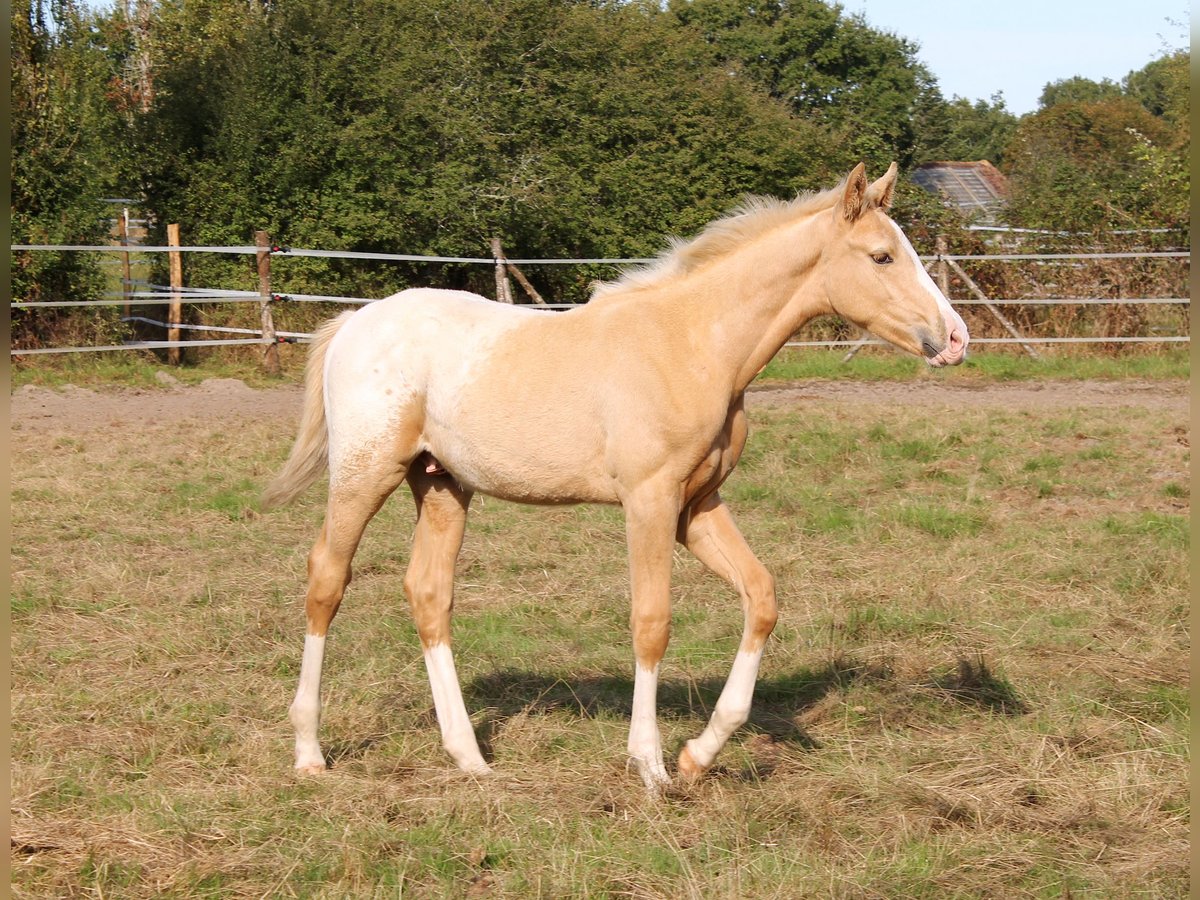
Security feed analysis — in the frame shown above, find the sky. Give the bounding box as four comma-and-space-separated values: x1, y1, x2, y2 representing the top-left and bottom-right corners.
841, 0, 1188, 115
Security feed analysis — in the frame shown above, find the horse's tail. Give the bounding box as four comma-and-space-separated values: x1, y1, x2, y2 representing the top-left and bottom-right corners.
260, 310, 356, 511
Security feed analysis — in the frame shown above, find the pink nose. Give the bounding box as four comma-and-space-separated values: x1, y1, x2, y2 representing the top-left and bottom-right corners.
927, 324, 968, 367
946, 325, 967, 361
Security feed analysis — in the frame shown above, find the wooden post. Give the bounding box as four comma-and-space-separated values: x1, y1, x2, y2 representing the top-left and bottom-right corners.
491, 237, 514, 303
505, 260, 547, 305
256, 230, 281, 375
167, 223, 183, 365
936, 234, 951, 297
840, 330, 872, 362
118, 209, 132, 319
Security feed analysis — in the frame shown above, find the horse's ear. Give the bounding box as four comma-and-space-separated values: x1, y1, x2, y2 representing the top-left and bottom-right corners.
839, 163, 869, 222
866, 161, 899, 211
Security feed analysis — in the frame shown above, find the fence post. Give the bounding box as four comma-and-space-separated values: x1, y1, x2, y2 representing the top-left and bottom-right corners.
840, 330, 871, 362
118, 209, 132, 319
167, 223, 183, 365
256, 231, 282, 375
936, 234, 950, 296
491, 237, 514, 303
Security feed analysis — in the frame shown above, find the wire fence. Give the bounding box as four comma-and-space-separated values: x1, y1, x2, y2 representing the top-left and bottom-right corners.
10, 242, 1191, 357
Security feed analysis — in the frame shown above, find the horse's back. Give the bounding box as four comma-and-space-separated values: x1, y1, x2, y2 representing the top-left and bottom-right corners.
326, 288, 539, 388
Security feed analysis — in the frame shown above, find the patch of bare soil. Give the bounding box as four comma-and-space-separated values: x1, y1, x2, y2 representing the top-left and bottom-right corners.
747, 379, 1189, 413
11, 378, 304, 433
9, 377, 1189, 434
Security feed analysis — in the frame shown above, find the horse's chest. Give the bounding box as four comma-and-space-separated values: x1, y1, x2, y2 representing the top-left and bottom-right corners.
682, 443, 738, 503
682, 406, 748, 505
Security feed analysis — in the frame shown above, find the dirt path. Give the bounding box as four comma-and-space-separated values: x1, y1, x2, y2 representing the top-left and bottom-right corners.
747, 378, 1190, 412
10, 377, 1189, 434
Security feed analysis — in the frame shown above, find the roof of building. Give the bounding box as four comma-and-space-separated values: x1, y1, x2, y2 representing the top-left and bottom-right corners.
911, 160, 1010, 223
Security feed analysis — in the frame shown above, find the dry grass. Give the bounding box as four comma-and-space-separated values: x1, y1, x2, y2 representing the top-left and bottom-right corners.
10, 391, 1189, 898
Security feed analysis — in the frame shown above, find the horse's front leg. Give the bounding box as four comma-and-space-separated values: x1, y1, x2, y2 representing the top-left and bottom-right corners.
623, 483, 681, 790
675, 491, 778, 781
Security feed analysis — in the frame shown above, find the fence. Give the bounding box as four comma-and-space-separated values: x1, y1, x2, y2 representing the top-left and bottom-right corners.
10, 235, 1191, 365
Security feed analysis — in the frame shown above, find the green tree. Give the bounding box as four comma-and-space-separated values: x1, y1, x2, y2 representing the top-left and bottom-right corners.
1004, 96, 1175, 231
1123, 50, 1188, 123
138, 0, 833, 304
667, 0, 939, 171
1038, 75, 1123, 109
11, 0, 130, 344
924, 93, 1018, 166
1005, 47, 1189, 232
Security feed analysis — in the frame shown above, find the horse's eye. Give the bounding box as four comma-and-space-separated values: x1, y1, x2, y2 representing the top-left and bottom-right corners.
872, 252, 894, 265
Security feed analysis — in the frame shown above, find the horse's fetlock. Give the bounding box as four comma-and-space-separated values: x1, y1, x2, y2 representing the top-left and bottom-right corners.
714, 702, 752, 733
289, 697, 319, 726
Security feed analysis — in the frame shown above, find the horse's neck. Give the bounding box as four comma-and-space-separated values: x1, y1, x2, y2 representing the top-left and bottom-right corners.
668, 220, 832, 394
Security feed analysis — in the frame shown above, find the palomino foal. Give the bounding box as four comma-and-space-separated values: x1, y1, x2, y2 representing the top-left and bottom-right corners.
263, 163, 969, 789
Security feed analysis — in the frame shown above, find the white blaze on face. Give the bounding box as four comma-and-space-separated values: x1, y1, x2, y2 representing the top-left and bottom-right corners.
889, 220, 969, 359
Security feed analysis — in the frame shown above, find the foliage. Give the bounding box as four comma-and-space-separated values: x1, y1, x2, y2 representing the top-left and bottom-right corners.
8, 0, 1190, 339
1003, 50, 1189, 232
10, 0, 129, 344
134, 0, 836, 304
1003, 96, 1180, 232
1039, 75, 1123, 109
1123, 50, 1188, 124
667, 0, 944, 171
923, 93, 1019, 166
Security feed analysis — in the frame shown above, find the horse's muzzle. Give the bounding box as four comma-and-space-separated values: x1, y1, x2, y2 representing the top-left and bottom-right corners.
923, 325, 968, 368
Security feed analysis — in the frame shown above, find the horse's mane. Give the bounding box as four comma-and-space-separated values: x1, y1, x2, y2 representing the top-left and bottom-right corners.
592, 184, 842, 299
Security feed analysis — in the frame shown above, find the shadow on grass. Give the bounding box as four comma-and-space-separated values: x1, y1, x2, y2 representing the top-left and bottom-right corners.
323, 655, 1027, 775
325, 734, 386, 766
462, 654, 891, 762
930, 655, 1030, 715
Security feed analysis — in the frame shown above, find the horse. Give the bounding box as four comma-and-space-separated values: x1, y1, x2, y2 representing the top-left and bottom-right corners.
262, 163, 969, 789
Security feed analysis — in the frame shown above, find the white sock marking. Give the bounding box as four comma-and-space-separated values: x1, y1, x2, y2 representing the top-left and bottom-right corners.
290, 633, 327, 770
685, 648, 764, 770
628, 663, 669, 788
423, 643, 491, 774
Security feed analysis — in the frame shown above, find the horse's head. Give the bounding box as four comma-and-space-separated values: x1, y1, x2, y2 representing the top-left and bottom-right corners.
820, 163, 968, 367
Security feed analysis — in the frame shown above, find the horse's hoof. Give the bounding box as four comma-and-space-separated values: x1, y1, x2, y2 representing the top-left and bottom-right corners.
677, 744, 706, 783
294, 762, 328, 776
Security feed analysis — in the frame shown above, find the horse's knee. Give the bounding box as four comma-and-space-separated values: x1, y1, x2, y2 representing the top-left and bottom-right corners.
631, 608, 671, 667
403, 568, 453, 647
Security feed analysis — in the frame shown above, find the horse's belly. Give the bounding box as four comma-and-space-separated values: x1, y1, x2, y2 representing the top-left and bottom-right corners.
422, 332, 618, 503
433, 442, 618, 505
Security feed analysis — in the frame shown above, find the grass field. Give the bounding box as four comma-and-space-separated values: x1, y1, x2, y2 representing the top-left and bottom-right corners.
10, 378, 1190, 897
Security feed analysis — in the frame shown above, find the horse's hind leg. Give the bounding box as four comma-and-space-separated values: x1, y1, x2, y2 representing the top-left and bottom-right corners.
291, 464, 406, 774
405, 468, 491, 775
675, 491, 778, 781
